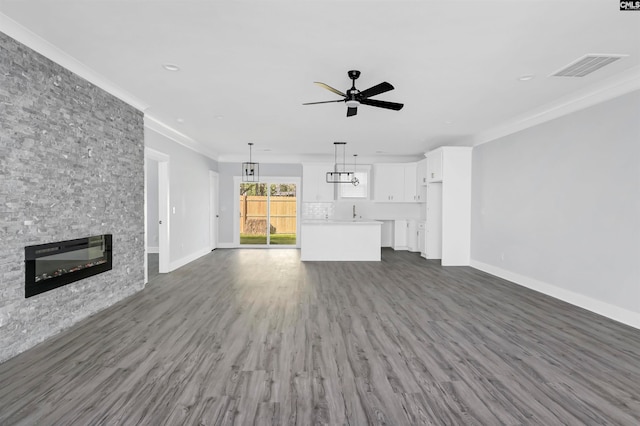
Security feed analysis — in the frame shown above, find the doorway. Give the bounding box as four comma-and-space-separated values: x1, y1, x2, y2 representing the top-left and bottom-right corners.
234, 177, 300, 247
144, 148, 170, 277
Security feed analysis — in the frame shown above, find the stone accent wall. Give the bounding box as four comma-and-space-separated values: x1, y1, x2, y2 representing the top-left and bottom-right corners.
0, 31, 145, 363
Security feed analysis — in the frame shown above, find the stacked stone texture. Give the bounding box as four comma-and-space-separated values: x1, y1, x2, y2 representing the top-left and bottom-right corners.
0, 31, 145, 363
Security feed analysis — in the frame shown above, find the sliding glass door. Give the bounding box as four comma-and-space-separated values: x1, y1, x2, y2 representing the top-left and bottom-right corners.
238, 181, 297, 247
239, 183, 269, 245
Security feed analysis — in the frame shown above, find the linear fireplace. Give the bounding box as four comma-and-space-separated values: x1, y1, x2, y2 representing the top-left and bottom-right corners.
25, 234, 112, 298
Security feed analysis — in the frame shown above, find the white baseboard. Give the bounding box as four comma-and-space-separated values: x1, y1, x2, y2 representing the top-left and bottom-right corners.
169, 247, 212, 272
217, 242, 236, 249
470, 259, 640, 330
147, 246, 159, 254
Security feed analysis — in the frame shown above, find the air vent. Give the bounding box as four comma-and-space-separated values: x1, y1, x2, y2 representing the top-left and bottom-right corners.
551, 54, 627, 77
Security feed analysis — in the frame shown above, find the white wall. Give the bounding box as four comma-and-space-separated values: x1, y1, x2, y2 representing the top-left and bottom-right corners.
471, 90, 640, 327
145, 127, 218, 269
146, 158, 159, 252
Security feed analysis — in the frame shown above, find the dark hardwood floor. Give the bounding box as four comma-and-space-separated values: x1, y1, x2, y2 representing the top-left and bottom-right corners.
1, 249, 639, 425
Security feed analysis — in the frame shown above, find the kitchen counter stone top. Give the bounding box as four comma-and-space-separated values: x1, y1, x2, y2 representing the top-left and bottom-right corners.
302, 219, 383, 225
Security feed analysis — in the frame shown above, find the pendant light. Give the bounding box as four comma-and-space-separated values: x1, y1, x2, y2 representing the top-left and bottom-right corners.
351, 154, 360, 186
326, 142, 354, 183
242, 142, 259, 182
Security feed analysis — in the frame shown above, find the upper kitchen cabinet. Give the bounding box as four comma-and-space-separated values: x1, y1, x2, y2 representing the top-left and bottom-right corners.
416, 158, 428, 186
302, 163, 335, 202
404, 162, 419, 202
410, 160, 427, 202
426, 149, 443, 182
373, 163, 422, 202
373, 164, 405, 202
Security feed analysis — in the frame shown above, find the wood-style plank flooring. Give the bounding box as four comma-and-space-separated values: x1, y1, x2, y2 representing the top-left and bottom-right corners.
1, 249, 639, 425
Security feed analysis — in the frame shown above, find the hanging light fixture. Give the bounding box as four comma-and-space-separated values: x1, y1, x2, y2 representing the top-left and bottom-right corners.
351, 154, 360, 186
242, 142, 259, 182
326, 142, 354, 183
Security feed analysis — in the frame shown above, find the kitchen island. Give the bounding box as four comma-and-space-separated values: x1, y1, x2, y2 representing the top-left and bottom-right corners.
301, 219, 383, 261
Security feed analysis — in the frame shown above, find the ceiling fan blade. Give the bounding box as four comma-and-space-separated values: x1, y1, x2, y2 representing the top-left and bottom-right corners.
303, 99, 345, 105
358, 81, 394, 99
346, 107, 358, 117
360, 98, 404, 111
314, 82, 346, 97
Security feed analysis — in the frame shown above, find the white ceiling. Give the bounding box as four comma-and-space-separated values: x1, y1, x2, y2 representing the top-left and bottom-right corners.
1, 1, 639, 161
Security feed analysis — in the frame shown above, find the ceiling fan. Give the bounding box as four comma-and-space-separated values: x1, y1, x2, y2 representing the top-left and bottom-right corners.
303, 70, 404, 117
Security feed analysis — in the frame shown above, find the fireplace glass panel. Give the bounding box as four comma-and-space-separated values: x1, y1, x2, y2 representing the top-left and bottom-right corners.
34, 236, 108, 282
25, 234, 112, 298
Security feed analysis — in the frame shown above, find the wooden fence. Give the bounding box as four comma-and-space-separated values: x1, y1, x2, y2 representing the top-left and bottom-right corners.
240, 195, 297, 234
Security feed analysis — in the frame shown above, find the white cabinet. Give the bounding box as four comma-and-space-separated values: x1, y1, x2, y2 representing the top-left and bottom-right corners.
425, 183, 442, 259
404, 163, 418, 202
380, 221, 394, 247
388, 219, 419, 251
302, 163, 334, 202
407, 220, 419, 252
417, 158, 428, 186
414, 158, 428, 202
373, 163, 422, 202
392, 219, 408, 250
373, 164, 405, 202
426, 149, 443, 182
418, 221, 426, 256
424, 147, 472, 266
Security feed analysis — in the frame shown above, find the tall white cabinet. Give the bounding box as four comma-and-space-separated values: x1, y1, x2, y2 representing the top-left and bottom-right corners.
424, 147, 472, 266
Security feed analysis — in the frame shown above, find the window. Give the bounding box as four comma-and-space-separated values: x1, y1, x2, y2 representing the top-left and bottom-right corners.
338, 166, 370, 199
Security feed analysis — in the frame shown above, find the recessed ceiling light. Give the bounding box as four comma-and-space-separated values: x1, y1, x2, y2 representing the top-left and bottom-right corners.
176, 118, 184, 123
444, 120, 453, 125
162, 63, 180, 72
375, 150, 386, 154
518, 74, 535, 81
216, 115, 224, 119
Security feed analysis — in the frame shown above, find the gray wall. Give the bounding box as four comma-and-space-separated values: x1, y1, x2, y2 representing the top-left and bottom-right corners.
145, 129, 218, 264
0, 31, 145, 362
471, 90, 640, 314
218, 162, 302, 244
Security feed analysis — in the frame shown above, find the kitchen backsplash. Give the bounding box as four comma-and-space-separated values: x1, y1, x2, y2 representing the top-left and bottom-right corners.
302, 202, 335, 219
303, 200, 423, 221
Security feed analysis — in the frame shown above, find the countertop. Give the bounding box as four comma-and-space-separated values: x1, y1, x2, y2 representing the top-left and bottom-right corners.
302, 219, 383, 225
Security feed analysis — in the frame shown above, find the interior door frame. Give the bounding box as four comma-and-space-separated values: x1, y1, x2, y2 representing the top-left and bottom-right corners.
145, 147, 170, 275
233, 176, 301, 248
209, 170, 219, 251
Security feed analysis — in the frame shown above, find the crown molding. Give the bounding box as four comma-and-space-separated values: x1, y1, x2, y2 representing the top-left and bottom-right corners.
1, 13, 222, 160
0, 12, 149, 112
472, 66, 640, 146
144, 115, 219, 161
216, 153, 423, 164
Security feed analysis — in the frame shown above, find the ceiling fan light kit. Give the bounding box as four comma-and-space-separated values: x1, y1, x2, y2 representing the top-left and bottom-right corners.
304, 70, 404, 117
